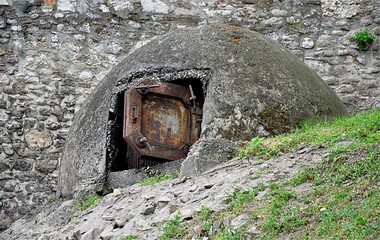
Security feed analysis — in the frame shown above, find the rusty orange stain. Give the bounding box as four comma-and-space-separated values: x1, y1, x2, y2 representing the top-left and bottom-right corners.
43, 0, 56, 7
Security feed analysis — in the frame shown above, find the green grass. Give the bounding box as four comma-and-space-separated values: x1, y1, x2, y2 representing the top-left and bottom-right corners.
158, 211, 186, 240
178, 109, 380, 239
225, 189, 258, 213
253, 110, 380, 239
139, 173, 177, 186
73, 194, 103, 211
212, 227, 246, 239
116, 236, 138, 240
239, 109, 380, 159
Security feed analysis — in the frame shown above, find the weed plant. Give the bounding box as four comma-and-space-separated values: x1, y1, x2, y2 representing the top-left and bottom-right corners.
117, 236, 138, 240
158, 211, 186, 240
225, 189, 258, 213
139, 173, 177, 186
349, 29, 376, 51
73, 194, 103, 211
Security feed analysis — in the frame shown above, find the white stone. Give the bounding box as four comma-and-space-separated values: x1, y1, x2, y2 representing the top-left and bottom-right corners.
301, 38, 315, 49
51, 34, 59, 43
57, 23, 65, 31
141, 0, 169, 14
2, 143, 13, 155
0, 110, 8, 122
128, 20, 141, 29
99, 4, 110, 13
57, 0, 75, 12
79, 23, 91, 33
271, 8, 288, 17
113, 189, 122, 197
74, 34, 86, 41
0, 0, 9, 6
111, 0, 134, 12
79, 71, 93, 80
106, 43, 123, 55
54, 13, 65, 18
11, 25, 22, 31
231, 214, 251, 228
0, 74, 10, 85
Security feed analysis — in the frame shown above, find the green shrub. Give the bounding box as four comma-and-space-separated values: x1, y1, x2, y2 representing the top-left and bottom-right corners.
349, 29, 376, 51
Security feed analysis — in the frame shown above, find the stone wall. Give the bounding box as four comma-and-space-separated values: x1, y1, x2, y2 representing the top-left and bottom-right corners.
0, 0, 379, 231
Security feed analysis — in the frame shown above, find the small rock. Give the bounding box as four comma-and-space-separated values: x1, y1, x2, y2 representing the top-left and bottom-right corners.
141, 0, 169, 14
157, 196, 171, 205
115, 213, 134, 228
35, 159, 58, 173
0, 17, 5, 29
25, 129, 52, 150
81, 228, 104, 240
136, 220, 152, 231
231, 214, 251, 228
0, 46, 5, 56
54, 13, 64, 18
301, 38, 314, 49
180, 196, 189, 203
11, 25, 22, 31
173, 190, 182, 197
209, 221, 221, 236
246, 225, 261, 239
168, 204, 179, 214
271, 9, 288, 17
223, 217, 231, 229
113, 189, 122, 198
189, 185, 198, 192
79, 71, 93, 80
102, 215, 114, 221
79, 23, 91, 33
180, 209, 194, 221
1, 144, 13, 155
106, 42, 123, 55
142, 194, 155, 200
99, 225, 115, 240
142, 204, 156, 215
37, 234, 49, 240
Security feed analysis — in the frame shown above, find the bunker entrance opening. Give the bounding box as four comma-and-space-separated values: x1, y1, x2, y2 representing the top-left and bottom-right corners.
107, 78, 204, 172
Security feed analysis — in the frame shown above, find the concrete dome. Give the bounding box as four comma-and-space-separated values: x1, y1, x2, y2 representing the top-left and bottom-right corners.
58, 24, 348, 198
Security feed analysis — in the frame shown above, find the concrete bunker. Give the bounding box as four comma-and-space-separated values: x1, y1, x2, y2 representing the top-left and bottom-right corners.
57, 24, 348, 198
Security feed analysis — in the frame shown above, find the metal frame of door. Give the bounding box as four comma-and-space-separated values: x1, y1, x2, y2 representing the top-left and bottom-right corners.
123, 79, 202, 169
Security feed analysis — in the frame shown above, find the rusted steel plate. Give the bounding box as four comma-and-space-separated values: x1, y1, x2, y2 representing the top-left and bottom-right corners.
123, 80, 201, 168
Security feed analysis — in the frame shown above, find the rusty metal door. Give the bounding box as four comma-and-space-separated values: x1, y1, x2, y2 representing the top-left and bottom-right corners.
123, 80, 202, 169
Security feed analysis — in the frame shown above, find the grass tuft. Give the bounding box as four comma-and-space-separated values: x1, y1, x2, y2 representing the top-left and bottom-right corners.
158, 211, 186, 240
139, 173, 177, 186
116, 236, 139, 240
73, 194, 103, 211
